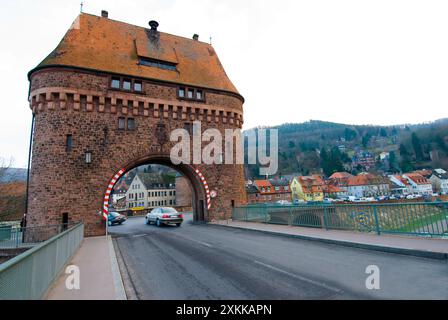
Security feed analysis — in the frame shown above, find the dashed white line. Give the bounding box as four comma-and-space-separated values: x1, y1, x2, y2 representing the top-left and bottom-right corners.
253, 260, 342, 293
132, 234, 148, 238
175, 234, 214, 248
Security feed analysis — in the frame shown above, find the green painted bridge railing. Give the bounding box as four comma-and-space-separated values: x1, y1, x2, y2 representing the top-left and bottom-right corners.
0, 223, 84, 300
232, 202, 448, 238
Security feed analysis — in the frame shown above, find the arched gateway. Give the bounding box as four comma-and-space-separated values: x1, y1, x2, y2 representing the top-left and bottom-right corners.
26, 12, 246, 236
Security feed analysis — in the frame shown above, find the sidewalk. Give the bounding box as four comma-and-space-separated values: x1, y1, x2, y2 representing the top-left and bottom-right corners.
211, 220, 448, 260
45, 236, 126, 300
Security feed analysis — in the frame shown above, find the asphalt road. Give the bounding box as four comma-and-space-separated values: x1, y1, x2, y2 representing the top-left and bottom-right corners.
110, 215, 448, 300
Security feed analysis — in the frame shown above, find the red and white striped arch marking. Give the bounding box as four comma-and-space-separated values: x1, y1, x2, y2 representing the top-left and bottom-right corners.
195, 168, 211, 210
102, 167, 211, 221
102, 168, 126, 220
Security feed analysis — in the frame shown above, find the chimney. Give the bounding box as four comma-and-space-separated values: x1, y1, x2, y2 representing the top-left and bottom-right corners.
149, 20, 159, 31
101, 10, 108, 18
193, 34, 199, 41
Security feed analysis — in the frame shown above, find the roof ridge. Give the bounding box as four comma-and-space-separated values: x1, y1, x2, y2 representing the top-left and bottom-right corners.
80, 12, 213, 46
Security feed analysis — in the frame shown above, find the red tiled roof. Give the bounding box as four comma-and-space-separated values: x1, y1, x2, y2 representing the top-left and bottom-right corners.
393, 175, 410, 186
254, 180, 273, 188
412, 169, 433, 178
298, 176, 324, 194
29, 13, 241, 97
347, 173, 389, 186
329, 172, 353, 180
405, 173, 430, 185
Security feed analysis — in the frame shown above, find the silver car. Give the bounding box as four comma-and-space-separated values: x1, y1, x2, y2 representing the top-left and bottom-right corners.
145, 207, 184, 227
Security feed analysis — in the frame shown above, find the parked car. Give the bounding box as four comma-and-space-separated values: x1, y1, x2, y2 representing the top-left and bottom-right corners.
406, 194, 422, 200
146, 207, 184, 227
293, 199, 306, 205
342, 196, 356, 202
276, 200, 291, 205
108, 211, 127, 226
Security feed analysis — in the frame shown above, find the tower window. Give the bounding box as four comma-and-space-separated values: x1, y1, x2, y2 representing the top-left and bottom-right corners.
111, 77, 120, 89
66, 134, 73, 152
127, 118, 135, 131
134, 81, 142, 92
179, 88, 185, 98
123, 79, 131, 91
178, 87, 205, 102
118, 117, 126, 130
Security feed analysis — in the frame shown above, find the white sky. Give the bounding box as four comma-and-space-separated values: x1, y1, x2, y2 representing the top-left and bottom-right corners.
1, 0, 448, 167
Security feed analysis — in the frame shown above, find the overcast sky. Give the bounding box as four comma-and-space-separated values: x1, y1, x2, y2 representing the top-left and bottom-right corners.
1, 0, 448, 167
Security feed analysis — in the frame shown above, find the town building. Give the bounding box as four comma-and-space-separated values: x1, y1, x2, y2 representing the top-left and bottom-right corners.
328, 172, 354, 191
430, 169, 448, 194
351, 151, 376, 171
126, 173, 176, 210
269, 178, 292, 202
389, 175, 413, 196
346, 173, 390, 198
246, 184, 261, 204
291, 175, 324, 202
322, 184, 347, 199
379, 152, 390, 161
402, 173, 433, 196
252, 180, 275, 203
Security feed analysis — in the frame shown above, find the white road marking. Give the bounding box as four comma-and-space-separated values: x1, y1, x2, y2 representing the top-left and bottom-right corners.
254, 260, 342, 293
175, 234, 214, 248
132, 234, 148, 238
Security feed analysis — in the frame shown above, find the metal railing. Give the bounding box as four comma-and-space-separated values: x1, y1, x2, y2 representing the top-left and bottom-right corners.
0, 223, 78, 249
233, 202, 448, 237
0, 223, 84, 300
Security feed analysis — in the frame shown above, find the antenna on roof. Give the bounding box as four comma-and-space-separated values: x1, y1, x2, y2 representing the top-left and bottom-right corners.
209, 36, 212, 45
80, 2, 84, 13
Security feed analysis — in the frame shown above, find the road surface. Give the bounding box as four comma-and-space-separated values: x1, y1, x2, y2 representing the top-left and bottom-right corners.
110, 215, 448, 300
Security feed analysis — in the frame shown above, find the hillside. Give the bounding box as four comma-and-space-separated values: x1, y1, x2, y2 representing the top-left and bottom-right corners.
245, 118, 448, 178
0, 168, 27, 183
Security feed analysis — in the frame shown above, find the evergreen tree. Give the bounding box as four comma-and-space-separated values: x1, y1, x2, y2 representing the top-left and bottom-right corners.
411, 132, 424, 160
362, 134, 371, 148
399, 143, 410, 157
399, 143, 413, 172
330, 147, 344, 173
389, 151, 399, 173
320, 147, 330, 177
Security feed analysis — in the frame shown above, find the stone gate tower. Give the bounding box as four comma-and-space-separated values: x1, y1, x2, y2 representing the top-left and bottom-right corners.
27, 12, 246, 236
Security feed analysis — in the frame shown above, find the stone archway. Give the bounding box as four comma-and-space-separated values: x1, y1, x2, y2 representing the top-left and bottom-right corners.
102, 155, 210, 224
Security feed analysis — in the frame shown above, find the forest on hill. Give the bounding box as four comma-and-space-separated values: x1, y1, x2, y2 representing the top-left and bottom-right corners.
245, 118, 448, 179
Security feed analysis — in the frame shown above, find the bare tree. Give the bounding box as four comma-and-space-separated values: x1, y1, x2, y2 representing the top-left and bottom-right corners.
0, 157, 14, 182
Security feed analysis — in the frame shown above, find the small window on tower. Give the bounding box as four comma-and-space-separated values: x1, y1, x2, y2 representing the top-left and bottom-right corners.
123, 79, 131, 91
134, 81, 142, 92
111, 77, 120, 89
179, 88, 185, 98
188, 89, 194, 99
127, 118, 135, 131
196, 90, 203, 100
66, 134, 73, 152
118, 117, 126, 130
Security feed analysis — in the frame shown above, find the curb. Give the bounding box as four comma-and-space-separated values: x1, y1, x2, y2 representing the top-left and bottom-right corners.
210, 224, 448, 261
108, 236, 127, 300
